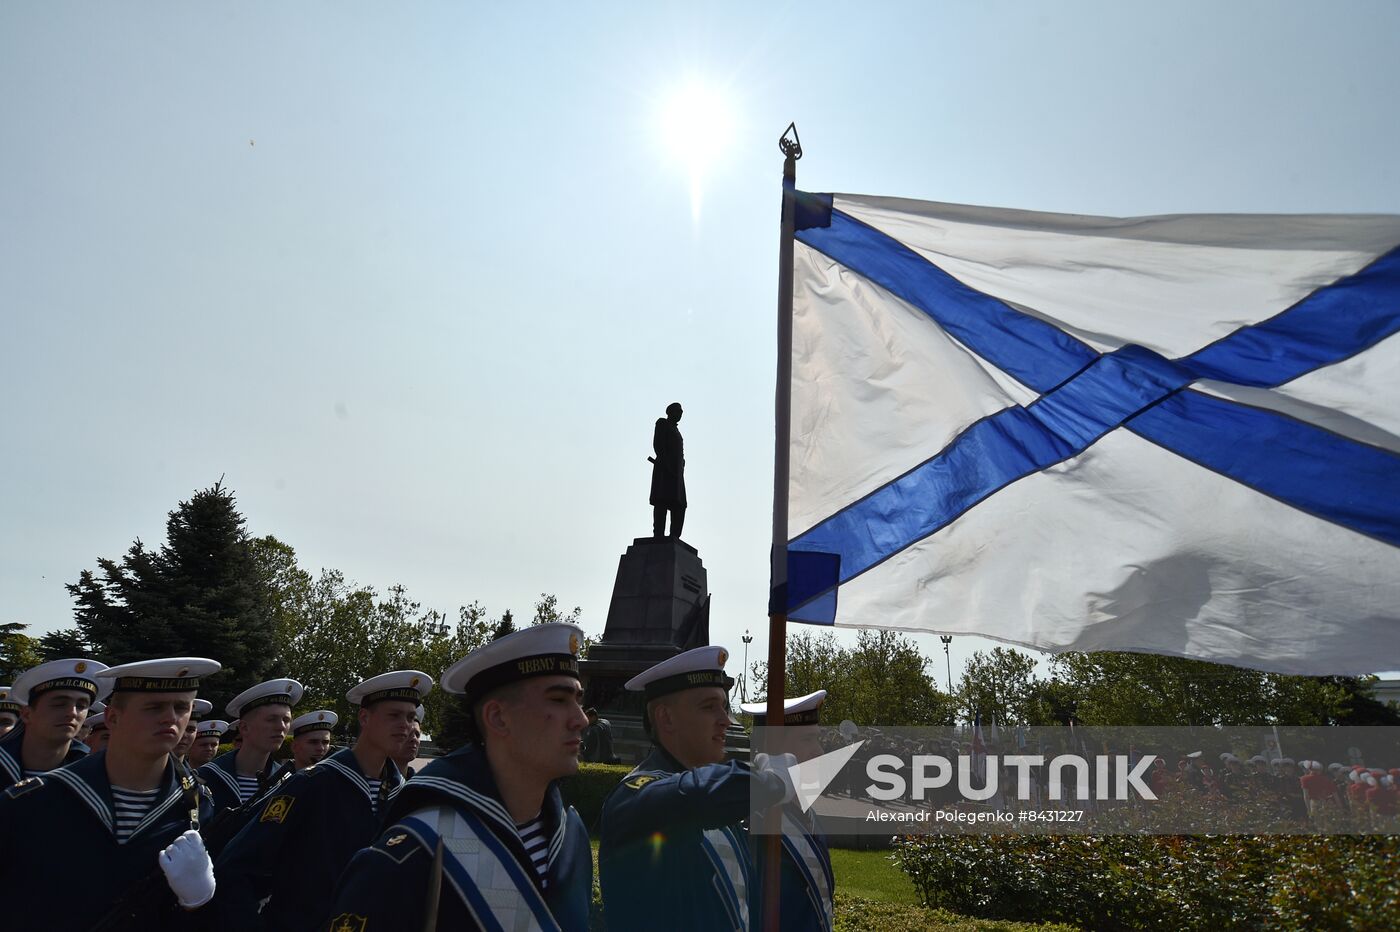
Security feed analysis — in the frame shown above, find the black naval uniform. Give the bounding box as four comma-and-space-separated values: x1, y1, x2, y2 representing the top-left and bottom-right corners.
0, 723, 87, 790
325, 743, 592, 931
758, 805, 835, 932
599, 745, 787, 932
198, 748, 291, 814
213, 747, 404, 931
0, 750, 214, 931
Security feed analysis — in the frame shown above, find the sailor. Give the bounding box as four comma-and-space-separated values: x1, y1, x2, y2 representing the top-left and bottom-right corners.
0, 686, 19, 738
214, 671, 430, 931
289, 709, 338, 771
228, 719, 242, 750
198, 678, 303, 815
391, 706, 423, 777
84, 712, 111, 752
325, 624, 594, 931
599, 645, 793, 932
741, 690, 834, 932
0, 657, 220, 931
0, 657, 109, 789
190, 720, 228, 768
76, 699, 107, 744
173, 699, 213, 765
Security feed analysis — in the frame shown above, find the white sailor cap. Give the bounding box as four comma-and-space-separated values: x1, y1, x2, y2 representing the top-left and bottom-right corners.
291, 710, 338, 736
12, 658, 110, 705
1249, 755, 1267, 764
441, 624, 584, 703
1186, 751, 1203, 759
625, 645, 733, 702
1308, 760, 1324, 771
90, 700, 107, 715
346, 670, 434, 708
97, 658, 221, 696
227, 719, 240, 734
740, 690, 827, 726
1220, 753, 1239, 763
192, 699, 213, 720
196, 720, 229, 737
1279, 757, 1295, 766
85, 712, 107, 731
0, 686, 19, 715
1328, 762, 1345, 771
415, 705, 426, 723
226, 678, 303, 719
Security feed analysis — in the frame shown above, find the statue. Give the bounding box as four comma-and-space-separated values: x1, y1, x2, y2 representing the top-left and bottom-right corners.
649, 402, 686, 538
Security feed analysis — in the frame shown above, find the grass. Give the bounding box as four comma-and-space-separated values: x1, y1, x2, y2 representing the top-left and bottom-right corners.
830, 847, 921, 905
588, 840, 1072, 930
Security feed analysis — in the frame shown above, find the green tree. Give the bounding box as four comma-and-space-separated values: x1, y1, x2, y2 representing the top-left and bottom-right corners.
492, 610, 517, 641
750, 630, 957, 727
67, 481, 277, 713
37, 628, 90, 662
0, 622, 42, 681
957, 647, 1043, 725
1046, 652, 1398, 726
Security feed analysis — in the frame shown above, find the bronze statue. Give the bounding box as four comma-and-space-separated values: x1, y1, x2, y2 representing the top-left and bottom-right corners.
649, 402, 686, 538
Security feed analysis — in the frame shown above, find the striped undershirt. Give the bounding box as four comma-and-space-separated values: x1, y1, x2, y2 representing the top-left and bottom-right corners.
235, 774, 261, 803
111, 785, 160, 843
366, 778, 382, 813
517, 815, 549, 887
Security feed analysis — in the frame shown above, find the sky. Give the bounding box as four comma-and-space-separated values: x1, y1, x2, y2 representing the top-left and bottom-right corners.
4, 1, 1399, 686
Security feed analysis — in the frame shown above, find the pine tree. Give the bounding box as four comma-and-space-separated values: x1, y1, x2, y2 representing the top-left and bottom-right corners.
67, 480, 276, 713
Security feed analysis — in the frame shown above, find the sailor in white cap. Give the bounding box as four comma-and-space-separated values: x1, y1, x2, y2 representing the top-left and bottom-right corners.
0, 657, 109, 789
83, 712, 110, 752
0, 657, 220, 930
741, 690, 834, 932
326, 624, 594, 931
390, 706, 424, 777
214, 671, 431, 932
199, 677, 303, 815
289, 709, 338, 771
189, 720, 228, 768
599, 645, 793, 932
173, 698, 213, 765
0, 686, 21, 738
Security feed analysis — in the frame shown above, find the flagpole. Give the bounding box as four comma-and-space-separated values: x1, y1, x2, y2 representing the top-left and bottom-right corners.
763, 122, 801, 932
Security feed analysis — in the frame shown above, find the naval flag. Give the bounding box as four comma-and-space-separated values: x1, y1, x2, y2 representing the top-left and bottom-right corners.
776, 191, 1400, 675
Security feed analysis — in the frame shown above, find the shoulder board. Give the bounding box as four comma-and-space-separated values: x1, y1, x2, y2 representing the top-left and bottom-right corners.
4, 776, 44, 799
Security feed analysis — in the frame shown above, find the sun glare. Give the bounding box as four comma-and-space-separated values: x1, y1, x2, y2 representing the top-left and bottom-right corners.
658, 81, 734, 220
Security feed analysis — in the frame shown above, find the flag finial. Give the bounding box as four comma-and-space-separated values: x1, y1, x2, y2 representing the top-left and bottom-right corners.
779, 122, 802, 161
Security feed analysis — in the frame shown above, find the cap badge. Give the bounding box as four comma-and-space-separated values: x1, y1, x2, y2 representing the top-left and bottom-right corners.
177, 667, 189, 677
569, 633, 581, 655
410, 676, 420, 688
318, 712, 326, 721
717, 649, 728, 666
75, 662, 88, 674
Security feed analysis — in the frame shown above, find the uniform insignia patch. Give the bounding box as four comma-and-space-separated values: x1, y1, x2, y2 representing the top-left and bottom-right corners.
4, 777, 41, 798
386, 833, 407, 846
181, 775, 195, 791
329, 914, 367, 932
260, 795, 295, 823
625, 773, 659, 790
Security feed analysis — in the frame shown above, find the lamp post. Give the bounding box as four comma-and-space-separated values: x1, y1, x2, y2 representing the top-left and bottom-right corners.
740, 630, 754, 702
940, 635, 953, 693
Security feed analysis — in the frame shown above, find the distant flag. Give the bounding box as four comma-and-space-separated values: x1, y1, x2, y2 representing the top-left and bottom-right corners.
773, 189, 1400, 675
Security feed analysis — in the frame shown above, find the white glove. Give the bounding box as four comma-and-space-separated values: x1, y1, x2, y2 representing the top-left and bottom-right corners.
753, 752, 799, 804
158, 829, 216, 908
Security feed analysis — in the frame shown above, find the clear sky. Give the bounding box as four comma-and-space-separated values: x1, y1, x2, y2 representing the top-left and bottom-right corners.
4, 1, 1399, 684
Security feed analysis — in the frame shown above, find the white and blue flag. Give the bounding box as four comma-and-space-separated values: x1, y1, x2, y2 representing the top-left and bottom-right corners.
777, 192, 1400, 675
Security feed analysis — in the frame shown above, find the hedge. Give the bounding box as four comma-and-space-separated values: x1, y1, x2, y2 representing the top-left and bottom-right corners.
560, 762, 633, 834
893, 833, 1400, 930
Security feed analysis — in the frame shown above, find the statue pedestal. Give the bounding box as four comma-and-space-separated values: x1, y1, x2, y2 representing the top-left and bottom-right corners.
581, 536, 721, 763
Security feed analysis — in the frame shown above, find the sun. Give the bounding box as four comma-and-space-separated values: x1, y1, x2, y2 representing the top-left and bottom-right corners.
657, 80, 735, 218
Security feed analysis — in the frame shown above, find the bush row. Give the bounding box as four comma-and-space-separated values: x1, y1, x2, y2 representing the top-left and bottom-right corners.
893, 832, 1400, 931
560, 762, 633, 833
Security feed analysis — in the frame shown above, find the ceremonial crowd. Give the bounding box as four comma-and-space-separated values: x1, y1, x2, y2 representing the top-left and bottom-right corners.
0, 629, 833, 931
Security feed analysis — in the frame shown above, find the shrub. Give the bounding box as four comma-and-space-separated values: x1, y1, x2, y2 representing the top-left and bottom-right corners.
560, 762, 631, 834
894, 832, 1399, 930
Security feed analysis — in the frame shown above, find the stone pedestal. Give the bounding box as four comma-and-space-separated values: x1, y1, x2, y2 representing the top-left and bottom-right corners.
581, 536, 723, 763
